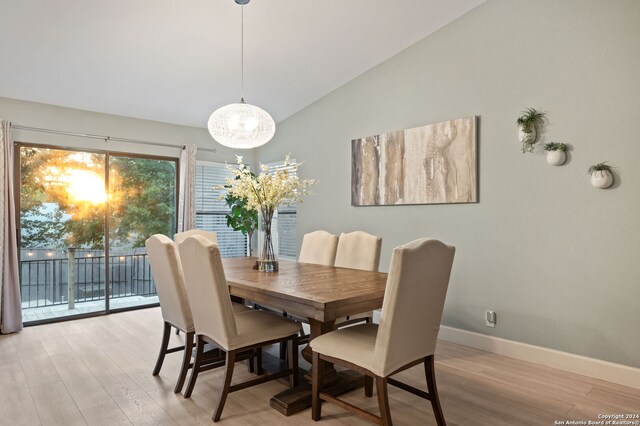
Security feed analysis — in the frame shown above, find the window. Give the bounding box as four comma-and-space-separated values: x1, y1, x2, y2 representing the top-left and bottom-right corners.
266, 160, 298, 259
195, 161, 247, 257
17, 145, 178, 322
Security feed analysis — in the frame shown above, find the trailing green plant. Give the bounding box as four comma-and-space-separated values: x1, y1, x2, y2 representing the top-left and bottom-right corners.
544, 142, 567, 152
517, 108, 546, 153
587, 162, 614, 176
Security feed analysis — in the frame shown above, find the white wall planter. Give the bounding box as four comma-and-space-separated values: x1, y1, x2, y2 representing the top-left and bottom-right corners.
518, 125, 536, 145
590, 170, 613, 189
516, 109, 545, 153
546, 150, 566, 166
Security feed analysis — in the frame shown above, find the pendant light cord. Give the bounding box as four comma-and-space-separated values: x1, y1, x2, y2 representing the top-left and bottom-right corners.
240, 5, 244, 103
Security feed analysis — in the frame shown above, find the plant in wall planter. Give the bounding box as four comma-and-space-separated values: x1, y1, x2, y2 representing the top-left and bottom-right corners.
544, 142, 567, 166
587, 162, 614, 189
517, 108, 546, 153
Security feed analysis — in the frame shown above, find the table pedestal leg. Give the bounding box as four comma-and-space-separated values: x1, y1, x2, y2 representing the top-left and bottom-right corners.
301, 318, 337, 382
270, 317, 363, 416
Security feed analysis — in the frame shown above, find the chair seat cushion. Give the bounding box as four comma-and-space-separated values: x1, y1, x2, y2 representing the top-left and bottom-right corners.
310, 323, 379, 374
180, 302, 249, 333
177, 318, 195, 334
227, 310, 301, 350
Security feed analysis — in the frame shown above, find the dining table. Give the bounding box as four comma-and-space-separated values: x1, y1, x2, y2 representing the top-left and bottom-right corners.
222, 257, 388, 416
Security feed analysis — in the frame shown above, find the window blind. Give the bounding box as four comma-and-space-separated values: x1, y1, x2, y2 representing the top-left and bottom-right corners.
195, 162, 247, 258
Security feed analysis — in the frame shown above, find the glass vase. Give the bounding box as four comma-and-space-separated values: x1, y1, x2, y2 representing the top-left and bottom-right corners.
257, 208, 278, 272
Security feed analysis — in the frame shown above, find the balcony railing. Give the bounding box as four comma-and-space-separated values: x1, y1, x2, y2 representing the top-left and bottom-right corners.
20, 252, 156, 309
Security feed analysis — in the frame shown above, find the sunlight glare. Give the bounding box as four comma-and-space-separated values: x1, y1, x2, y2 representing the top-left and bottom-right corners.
63, 170, 107, 204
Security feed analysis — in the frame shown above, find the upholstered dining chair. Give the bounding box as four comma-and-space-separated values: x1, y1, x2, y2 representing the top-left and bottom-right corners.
310, 238, 455, 426
334, 231, 382, 327
178, 235, 301, 422
274, 230, 338, 358
298, 230, 339, 266
146, 234, 250, 394
175, 229, 231, 336
146, 234, 199, 394
174, 229, 218, 245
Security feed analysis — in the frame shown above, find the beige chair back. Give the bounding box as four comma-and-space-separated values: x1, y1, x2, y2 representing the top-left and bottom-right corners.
146, 234, 193, 332
175, 229, 218, 245
372, 239, 455, 377
298, 230, 338, 266
334, 231, 382, 271
178, 235, 238, 350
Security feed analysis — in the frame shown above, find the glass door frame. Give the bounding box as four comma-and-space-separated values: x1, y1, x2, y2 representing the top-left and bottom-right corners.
14, 141, 180, 325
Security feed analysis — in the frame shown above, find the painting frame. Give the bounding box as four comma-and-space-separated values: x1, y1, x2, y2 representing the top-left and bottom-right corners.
351, 116, 478, 206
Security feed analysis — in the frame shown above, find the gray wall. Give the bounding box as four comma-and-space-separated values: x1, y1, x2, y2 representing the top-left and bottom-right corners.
257, 0, 640, 368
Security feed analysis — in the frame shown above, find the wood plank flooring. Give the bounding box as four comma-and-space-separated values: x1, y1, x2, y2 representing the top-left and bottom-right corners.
0, 307, 637, 425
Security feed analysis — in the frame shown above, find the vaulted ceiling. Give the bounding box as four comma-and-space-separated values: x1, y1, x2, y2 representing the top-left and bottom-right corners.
0, 0, 484, 127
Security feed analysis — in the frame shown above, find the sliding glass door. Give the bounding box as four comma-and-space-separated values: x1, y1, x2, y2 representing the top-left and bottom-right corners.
17, 145, 177, 323
108, 155, 176, 310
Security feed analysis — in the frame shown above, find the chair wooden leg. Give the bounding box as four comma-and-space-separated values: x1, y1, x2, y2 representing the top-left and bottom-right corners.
184, 335, 205, 398
288, 334, 299, 387
174, 331, 194, 393
213, 350, 236, 422
152, 322, 171, 376
364, 375, 373, 397
311, 350, 324, 421
425, 355, 446, 426
375, 376, 392, 426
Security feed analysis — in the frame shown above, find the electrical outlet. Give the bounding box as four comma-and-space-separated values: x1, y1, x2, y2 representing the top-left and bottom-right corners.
485, 310, 496, 327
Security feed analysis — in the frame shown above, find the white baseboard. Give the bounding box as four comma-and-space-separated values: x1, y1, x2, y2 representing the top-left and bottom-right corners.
438, 326, 640, 390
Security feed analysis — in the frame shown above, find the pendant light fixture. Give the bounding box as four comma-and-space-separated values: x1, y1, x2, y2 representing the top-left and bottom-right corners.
208, 0, 275, 149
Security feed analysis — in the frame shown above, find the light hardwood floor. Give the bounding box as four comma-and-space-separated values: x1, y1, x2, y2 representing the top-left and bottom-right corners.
0, 307, 637, 425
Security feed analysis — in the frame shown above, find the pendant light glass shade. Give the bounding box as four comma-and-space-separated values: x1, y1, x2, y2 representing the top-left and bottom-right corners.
208, 1, 275, 149
208, 101, 275, 149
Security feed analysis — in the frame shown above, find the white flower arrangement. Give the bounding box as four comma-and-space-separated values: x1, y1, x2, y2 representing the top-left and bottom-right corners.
222, 154, 316, 271
223, 154, 316, 212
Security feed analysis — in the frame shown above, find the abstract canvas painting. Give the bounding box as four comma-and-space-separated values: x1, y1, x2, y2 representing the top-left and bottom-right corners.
351, 116, 477, 206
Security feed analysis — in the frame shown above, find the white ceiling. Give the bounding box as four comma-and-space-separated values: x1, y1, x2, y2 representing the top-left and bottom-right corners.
0, 0, 484, 128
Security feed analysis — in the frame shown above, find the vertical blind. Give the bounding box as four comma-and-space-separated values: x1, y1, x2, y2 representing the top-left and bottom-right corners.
195, 162, 247, 257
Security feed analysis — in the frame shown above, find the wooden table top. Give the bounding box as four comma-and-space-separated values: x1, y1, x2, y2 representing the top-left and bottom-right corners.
222, 257, 388, 322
